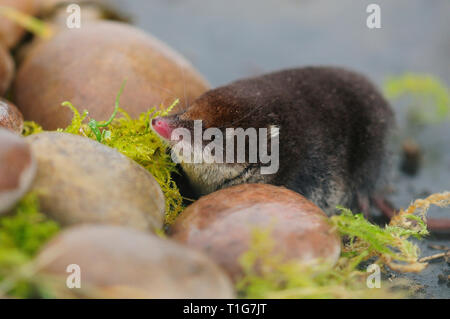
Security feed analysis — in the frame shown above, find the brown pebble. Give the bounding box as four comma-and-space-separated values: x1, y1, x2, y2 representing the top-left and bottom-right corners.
0, 128, 36, 214
400, 138, 422, 176
14, 21, 210, 130
26, 132, 166, 232
0, 44, 14, 96
0, 98, 24, 133
437, 274, 447, 284
170, 184, 341, 281
36, 225, 235, 299
0, 0, 36, 49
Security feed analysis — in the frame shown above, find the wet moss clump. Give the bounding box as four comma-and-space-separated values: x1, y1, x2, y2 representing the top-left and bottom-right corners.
0, 193, 60, 298
4, 86, 184, 298
23, 84, 184, 225
237, 192, 449, 299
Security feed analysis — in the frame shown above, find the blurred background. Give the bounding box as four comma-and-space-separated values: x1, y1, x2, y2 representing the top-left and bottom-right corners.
110, 0, 450, 87
109, 0, 450, 298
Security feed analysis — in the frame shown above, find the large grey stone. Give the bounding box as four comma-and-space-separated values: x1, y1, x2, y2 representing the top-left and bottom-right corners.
26, 132, 165, 232
36, 225, 235, 299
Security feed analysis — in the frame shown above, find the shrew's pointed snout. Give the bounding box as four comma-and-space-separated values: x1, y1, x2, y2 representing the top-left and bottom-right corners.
151, 117, 174, 140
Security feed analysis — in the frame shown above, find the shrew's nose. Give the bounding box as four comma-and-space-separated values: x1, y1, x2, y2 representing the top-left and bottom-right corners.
151, 117, 174, 140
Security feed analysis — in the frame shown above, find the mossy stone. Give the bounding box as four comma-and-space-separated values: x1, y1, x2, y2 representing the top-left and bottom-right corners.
170, 184, 341, 281
26, 132, 165, 232
36, 225, 235, 298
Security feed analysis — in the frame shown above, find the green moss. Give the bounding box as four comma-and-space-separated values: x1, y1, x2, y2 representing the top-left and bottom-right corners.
384, 73, 450, 125
11, 85, 184, 297
332, 207, 427, 272
22, 121, 43, 137
237, 192, 449, 299
237, 228, 401, 299
91, 106, 184, 225
0, 193, 60, 298
23, 87, 184, 225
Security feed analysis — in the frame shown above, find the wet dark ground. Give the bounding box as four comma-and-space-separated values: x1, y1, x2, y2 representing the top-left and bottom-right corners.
110, 0, 449, 298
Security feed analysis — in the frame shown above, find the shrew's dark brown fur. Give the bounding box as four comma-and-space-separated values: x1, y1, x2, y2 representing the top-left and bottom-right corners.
162, 67, 394, 214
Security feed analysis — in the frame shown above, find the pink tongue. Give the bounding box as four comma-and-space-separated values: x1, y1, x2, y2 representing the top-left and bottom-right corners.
152, 118, 173, 140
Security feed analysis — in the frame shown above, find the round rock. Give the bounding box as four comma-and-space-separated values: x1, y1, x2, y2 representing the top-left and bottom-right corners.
0, 128, 36, 214
36, 225, 235, 299
0, 44, 14, 96
26, 132, 165, 232
0, 98, 24, 133
170, 184, 341, 281
14, 21, 210, 130
0, 0, 37, 49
